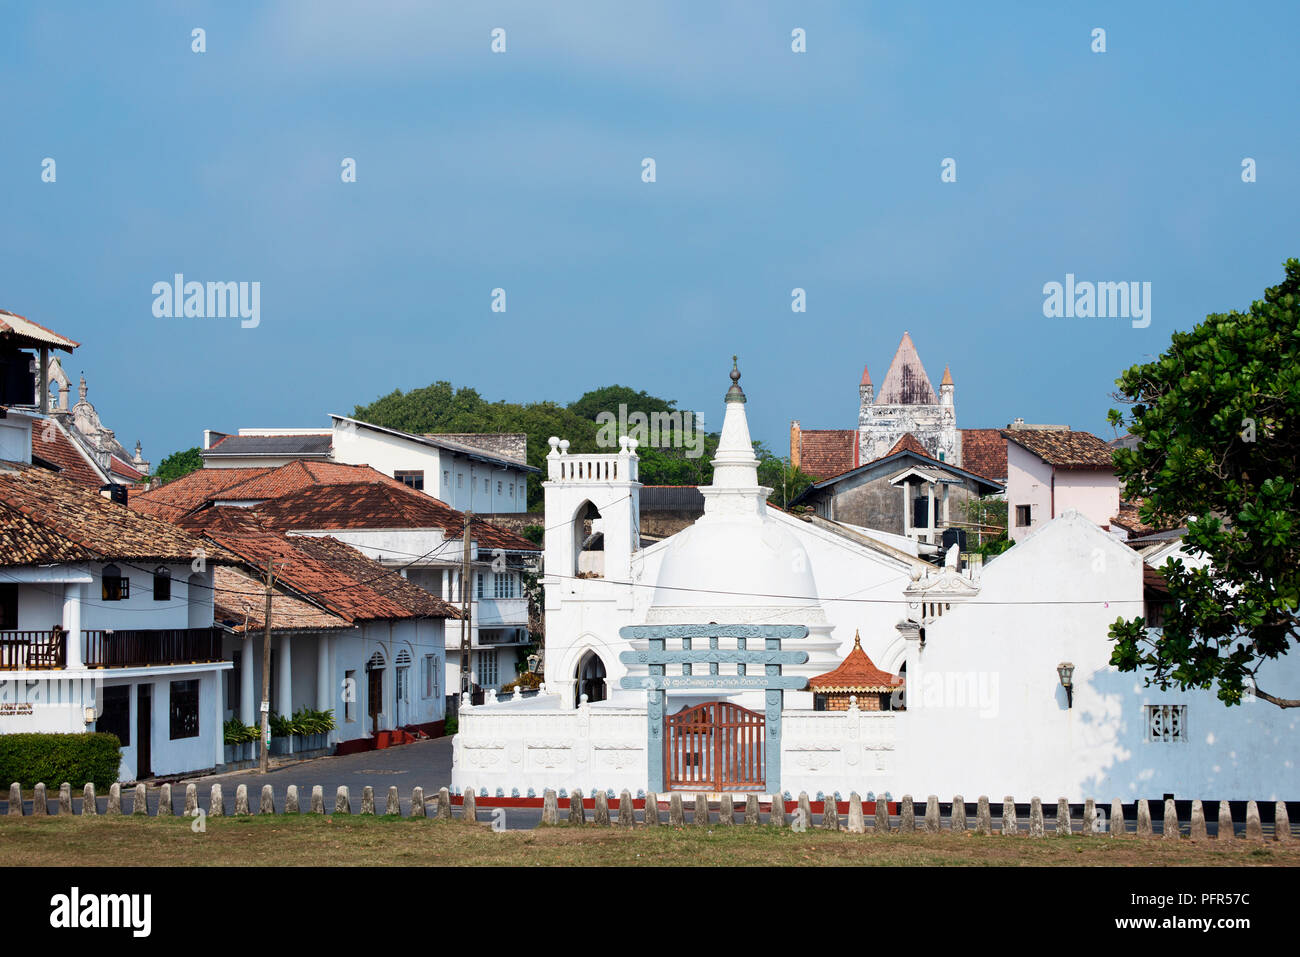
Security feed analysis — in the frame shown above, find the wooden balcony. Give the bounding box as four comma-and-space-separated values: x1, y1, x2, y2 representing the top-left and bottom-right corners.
84, 628, 225, 669
0, 628, 225, 670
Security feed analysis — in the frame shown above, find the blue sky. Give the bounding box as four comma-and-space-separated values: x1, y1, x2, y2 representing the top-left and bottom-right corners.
2, 2, 1296, 463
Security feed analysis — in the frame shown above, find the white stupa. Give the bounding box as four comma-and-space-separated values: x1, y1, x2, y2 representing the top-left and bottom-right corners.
630, 358, 843, 707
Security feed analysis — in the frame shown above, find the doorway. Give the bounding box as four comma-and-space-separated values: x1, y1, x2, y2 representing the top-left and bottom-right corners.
395, 665, 409, 728
136, 684, 153, 780
368, 667, 383, 735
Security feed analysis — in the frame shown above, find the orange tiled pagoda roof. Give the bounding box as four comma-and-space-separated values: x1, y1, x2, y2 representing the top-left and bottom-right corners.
808, 631, 904, 693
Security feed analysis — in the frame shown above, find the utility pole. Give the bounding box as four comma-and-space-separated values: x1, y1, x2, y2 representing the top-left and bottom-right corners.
259, 557, 276, 774
458, 512, 473, 701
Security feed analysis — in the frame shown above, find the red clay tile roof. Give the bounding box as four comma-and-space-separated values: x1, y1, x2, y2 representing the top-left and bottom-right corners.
32, 419, 105, 488
254, 482, 538, 551
0, 461, 229, 566
1001, 429, 1116, 469
808, 632, 904, 693
0, 308, 80, 352
109, 456, 145, 481
288, 535, 461, 618
959, 428, 1008, 482
209, 460, 407, 501
1111, 499, 1184, 538
203, 525, 459, 623
797, 429, 857, 480
886, 432, 929, 457
214, 564, 352, 634
130, 467, 273, 522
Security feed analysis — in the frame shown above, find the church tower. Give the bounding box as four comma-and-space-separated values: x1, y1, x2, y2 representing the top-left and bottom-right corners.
857, 332, 958, 464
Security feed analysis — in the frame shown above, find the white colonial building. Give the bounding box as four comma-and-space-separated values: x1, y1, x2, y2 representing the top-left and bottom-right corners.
453, 361, 1299, 802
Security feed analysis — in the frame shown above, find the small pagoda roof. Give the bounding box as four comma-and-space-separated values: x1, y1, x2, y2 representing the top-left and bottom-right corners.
808, 631, 904, 693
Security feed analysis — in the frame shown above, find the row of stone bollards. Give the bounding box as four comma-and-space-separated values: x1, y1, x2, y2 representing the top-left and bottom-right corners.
5, 782, 1293, 840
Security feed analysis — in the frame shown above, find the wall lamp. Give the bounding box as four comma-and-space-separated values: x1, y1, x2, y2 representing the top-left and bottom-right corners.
1057, 662, 1075, 708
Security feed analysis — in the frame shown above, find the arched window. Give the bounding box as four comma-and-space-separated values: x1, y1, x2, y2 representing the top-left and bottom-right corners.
572, 501, 605, 578
153, 567, 171, 601
575, 651, 607, 707
102, 564, 128, 601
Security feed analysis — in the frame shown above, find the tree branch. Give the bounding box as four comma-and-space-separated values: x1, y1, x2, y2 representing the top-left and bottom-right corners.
1252, 686, 1300, 709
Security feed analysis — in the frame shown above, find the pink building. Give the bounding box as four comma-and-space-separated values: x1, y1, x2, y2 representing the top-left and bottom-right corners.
1001, 426, 1119, 541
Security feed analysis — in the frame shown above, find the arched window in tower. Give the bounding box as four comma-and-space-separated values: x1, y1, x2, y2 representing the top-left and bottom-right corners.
575, 651, 607, 707
572, 500, 605, 579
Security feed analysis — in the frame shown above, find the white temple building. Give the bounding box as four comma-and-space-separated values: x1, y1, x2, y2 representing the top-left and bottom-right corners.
452, 362, 1299, 802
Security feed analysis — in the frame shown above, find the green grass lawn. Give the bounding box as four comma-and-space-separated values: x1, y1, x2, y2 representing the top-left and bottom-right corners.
1, 816, 1295, 866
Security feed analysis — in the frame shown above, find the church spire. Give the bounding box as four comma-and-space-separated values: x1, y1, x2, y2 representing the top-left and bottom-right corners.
876, 331, 937, 405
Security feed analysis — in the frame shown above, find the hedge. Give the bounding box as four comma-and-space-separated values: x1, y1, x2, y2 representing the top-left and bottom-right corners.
0, 733, 122, 789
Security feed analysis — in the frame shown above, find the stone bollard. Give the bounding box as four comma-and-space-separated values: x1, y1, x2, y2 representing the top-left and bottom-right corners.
847, 793, 865, 834
1136, 799, 1152, 838
1217, 801, 1234, 841
360, 786, 376, 815
107, 783, 122, 815
1189, 800, 1207, 840
410, 787, 426, 818
310, 785, 325, 814
719, 794, 737, 827
1163, 798, 1179, 840
569, 790, 585, 826
822, 795, 840, 831
183, 783, 198, 817
59, 783, 72, 815
32, 783, 47, 816
234, 785, 250, 816
463, 789, 476, 822
133, 783, 148, 816
975, 796, 991, 835
744, 794, 760, 826
209, 784, 222, 817
7, 783, 20, 816
898, 795, 915, 832
84, 783, 98, 816
797, 793, 812, 830
1109, 800, 1125, 837
669, 793, 685, 827
593, 791, 611, 826
285, 785, 300, 814
1276, 802, 1291, 843
1001, 797, 1017, 835
386, 786, 400, 816
952, 796, 966, 833
260, 785, 274, 816
875, 796, 890, 833
1246, 801, 1262, 840
645, 792, 660, 826
157, 784, 172, 817
1029, 798, 1044, 837
1056, 798, 1070, 836
772, 794, 787, 828
1083, 798, 1096, 834
541, 789, 558, 825
436, 787, 452, 821
618, 790, 635, 827
924, 795, 940, 833
693, 793, 710, 827
335, 785, 351, 815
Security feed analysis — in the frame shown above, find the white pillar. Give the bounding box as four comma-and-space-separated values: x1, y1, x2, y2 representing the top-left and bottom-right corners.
239, 637, 255, 726
61, 581, 83, 669
927, 482, 936, 543
279, 635, 293, 715
212, 671, 224, 766
902, 482, 911, 537
316, 635, 331, 712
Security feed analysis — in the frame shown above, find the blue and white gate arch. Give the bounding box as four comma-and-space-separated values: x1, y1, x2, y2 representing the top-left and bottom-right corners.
618, 623, 809, 794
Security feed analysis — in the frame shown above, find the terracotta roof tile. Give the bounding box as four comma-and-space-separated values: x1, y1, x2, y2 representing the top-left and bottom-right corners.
130, 467, 273, 522
808, 632, 904, 693
959, 428, 1007, 482
0, 461, 227, 566
886, 432, 929, 458
1001, 429, 1115, 469
797, 429, 857, 480
32, 419, 105, 488
289, 535, 461, 618
209, 460, 407, 501
214, 565, 352, 634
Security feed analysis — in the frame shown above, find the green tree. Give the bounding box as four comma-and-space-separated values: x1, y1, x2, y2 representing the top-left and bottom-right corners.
755, 450, 816, 508
153, 447, 203, 484
567, 385, 679, 422
1107, 259, 1300, 709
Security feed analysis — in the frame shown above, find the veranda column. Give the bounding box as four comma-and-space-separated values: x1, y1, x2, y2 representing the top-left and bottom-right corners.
927, 481, 936, 544
62, 581, 84, 669
239, 636, 255, 726
212, 670, 224, 766
316, 634, 332, 712
279, 635, 293, 722
902, 482, 911, 538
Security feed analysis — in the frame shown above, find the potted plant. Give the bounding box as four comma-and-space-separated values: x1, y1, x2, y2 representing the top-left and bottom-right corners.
269, 711, 294, 755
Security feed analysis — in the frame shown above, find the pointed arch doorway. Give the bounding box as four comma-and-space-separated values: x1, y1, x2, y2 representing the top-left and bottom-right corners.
574, 651, 607, 708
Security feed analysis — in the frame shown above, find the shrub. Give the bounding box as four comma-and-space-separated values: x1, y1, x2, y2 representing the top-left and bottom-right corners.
0, 733, 121, 789
223, 719, 261, 745
443, 717, 458, 735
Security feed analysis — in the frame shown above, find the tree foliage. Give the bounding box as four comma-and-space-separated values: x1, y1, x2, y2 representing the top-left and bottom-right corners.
1107, 259, 1300, 709
153, 447, 204, 484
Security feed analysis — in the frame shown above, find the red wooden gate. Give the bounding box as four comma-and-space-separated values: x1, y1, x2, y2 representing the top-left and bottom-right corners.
665, 701, 765, 791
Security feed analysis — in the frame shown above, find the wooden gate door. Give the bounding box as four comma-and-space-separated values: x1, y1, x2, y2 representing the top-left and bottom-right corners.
665, 701, 765, 791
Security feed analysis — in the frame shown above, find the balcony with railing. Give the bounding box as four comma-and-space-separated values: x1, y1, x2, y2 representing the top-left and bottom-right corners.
0, 628, 225, 670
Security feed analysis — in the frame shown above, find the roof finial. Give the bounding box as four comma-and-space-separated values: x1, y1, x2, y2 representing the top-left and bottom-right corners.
725, 355, 746, 403
853, 629, 862, 649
